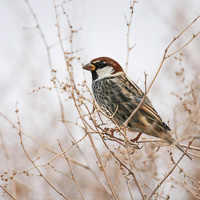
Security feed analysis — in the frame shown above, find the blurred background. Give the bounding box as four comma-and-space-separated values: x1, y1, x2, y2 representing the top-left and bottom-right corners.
0, 0, 200, 199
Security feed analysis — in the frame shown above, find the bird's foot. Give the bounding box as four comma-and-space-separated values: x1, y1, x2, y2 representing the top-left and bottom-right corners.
104, 128, 116, 137
104, 128, 125, 146
130, 133, 142, 142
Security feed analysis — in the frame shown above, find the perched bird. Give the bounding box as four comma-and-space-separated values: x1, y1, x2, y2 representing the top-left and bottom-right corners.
83, 57, 192, 160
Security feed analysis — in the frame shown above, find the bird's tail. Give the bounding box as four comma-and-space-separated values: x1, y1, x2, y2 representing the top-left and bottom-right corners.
174, 142, 192, 160
164, 135, 192, 160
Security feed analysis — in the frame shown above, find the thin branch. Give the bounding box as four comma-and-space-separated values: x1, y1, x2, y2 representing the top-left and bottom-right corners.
0, 112, 89, 170
0, 133, 17, 197
166, 31, 200, 59
43, 135, 87, 165
100, 139, 146, 200
148, 139, 194, 200
147, 15, 200, 93
125, 0, 136, 73
0, 185, 16, 200
62, 123, 112, 196
58, 140, 85, 200
25, 0, 65, 119
15, 105, 71, 200
87, 132, 119, 200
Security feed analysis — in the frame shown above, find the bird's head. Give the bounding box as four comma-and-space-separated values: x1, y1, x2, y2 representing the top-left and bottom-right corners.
83, 57, 124, 81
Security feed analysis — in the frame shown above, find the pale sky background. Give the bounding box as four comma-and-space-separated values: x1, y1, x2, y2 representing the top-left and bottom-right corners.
0, 0, 200, 199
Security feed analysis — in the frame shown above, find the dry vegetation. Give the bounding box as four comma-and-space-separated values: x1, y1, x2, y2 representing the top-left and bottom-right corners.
0, 1, 200, 200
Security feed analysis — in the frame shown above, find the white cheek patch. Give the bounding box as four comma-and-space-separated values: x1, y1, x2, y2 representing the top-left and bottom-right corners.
96, 66, 114, 79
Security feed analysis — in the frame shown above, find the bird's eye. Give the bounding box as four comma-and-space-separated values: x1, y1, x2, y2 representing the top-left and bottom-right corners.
97, 62, 105, 68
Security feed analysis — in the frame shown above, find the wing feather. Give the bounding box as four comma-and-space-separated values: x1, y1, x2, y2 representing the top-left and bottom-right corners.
118, 74, 164, 123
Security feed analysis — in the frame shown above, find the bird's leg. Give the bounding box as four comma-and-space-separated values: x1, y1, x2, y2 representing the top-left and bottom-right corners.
103, 128, 126, 147
104, 128, 116, 137
130, 133, 142, 142
110, 128, 116, 137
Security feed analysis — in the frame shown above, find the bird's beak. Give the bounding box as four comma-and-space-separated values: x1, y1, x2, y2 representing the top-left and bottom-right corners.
83, 63, 96, 71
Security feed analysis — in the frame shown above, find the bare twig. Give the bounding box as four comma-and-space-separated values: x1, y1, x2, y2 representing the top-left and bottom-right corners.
58, 140, 85, 200
0, 185, 16, 200
25, 0, 65, 119
148, 139, 194, 200
166, 31, 200, 58
147, 15, 200, 93
125, 0, 136, 73
0, 133, 17, 198
15, 104, 71, 200
101, 139, 146, 200
0, 112, 89, 170
87, 133, 119, 200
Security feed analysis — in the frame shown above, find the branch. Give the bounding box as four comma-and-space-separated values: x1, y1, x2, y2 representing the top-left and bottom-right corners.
58, 140, 85, 200
147, 15, 200, 93
0, 185, 16, 200
15, 104, 71, 200
100, 139, 146, 200
148, 139, 194, 200
25, 0, 65, 119
166, 31, 200, 59
125, 0, 136, 73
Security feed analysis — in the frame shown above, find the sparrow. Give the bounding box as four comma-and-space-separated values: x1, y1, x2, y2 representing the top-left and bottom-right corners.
83, 57, 192, 160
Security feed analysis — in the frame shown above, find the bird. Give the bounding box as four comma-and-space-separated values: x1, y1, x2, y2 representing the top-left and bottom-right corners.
83, 57, 192, 160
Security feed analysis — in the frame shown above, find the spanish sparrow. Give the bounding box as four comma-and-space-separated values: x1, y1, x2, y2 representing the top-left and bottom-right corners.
83, 57, 191, 160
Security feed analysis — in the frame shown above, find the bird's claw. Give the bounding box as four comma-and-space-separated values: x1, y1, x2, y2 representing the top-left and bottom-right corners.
130, 133, 142, 143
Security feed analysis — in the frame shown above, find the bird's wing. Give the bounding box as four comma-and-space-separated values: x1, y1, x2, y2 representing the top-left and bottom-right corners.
134, 96, 162, 122
118, 74, 163, 123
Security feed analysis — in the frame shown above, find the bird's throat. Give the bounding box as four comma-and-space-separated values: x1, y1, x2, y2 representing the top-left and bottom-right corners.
91, 71, 98, 81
